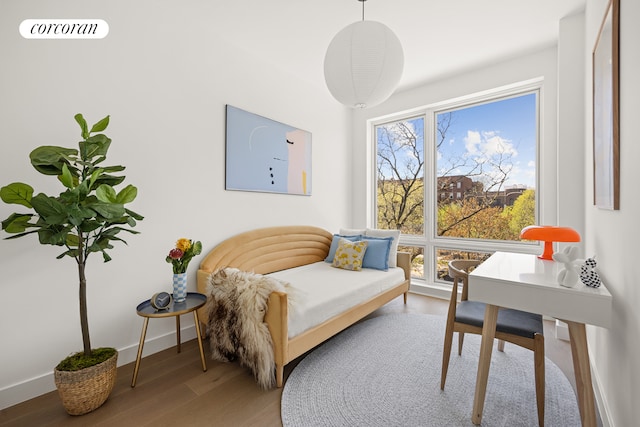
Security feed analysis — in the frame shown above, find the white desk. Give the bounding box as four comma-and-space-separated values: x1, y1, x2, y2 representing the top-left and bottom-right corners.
468, 251, 612, 427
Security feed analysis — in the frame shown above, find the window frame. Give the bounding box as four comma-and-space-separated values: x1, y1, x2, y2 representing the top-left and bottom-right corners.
370, 80, 544, 287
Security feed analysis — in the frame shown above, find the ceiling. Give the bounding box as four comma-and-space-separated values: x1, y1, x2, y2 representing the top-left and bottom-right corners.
210, 0, 586, 93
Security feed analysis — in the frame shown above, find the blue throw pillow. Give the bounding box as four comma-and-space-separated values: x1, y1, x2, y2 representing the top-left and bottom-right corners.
361, 236, 393, 271
325, 234, 362, 262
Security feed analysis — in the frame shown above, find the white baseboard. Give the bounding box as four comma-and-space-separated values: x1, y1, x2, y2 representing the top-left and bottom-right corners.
0, 374, 56, 412
590, 343, 614, 427
410, 281, 450, 301
0, 325, 198, 411
555, 319, 570, 341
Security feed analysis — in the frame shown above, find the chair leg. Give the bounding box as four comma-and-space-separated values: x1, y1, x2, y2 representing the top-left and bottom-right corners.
533, 334, 545, 427
458, 331, 465, 356
498, 339, 505, 352
440, 321, 455, 390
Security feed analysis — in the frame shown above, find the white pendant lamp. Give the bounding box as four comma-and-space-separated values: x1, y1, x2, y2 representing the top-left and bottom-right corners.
324, 0, 404, 109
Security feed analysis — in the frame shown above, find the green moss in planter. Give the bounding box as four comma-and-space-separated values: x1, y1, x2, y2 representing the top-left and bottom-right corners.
56, 347, 117, 372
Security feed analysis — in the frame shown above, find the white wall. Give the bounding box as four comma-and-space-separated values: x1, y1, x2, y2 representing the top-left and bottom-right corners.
584, 1, 640, 426
0, 0, 350, 408
558, 13, 586, 249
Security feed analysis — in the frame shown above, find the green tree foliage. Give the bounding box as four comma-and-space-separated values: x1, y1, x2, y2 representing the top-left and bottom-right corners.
438, 198, 516, 240
502, 189, 536, 236
377, 179, 423, 235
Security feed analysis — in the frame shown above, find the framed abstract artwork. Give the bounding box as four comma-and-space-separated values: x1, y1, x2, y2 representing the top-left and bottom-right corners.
225, 105, 312, 196
592, 0, 620, 210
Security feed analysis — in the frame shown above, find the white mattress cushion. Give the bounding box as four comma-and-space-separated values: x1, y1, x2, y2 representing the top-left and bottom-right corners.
267, 261, 405, 338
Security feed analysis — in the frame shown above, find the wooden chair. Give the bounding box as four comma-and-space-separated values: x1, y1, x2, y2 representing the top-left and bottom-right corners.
440, 259, 546, 427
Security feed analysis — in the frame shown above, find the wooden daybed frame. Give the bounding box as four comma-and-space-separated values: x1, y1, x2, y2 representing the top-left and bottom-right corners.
196, 225, 411, 387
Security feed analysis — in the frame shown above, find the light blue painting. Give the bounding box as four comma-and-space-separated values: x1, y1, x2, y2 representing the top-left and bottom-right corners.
225, 105, 312, 195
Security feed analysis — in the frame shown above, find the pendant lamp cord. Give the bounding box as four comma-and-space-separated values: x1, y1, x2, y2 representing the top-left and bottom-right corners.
360, 0, 366, 21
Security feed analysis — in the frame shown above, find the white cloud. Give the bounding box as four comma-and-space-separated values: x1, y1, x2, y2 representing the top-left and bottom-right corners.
464, 130, 518, 165
464, 130, 482, 155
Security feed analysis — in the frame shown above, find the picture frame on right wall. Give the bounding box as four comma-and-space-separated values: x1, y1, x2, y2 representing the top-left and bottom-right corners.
592, 0, 620, 210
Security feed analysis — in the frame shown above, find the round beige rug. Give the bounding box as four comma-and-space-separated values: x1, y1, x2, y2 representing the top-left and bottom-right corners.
282, 313, 580, 427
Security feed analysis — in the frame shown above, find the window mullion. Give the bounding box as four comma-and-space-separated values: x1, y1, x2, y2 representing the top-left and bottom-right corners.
424, 109, 436, 287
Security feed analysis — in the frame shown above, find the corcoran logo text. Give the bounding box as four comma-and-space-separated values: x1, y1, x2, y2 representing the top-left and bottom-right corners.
20, 19, 109, 39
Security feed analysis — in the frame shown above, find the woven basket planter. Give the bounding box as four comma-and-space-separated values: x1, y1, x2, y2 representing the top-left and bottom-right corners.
54, 351, 118, 416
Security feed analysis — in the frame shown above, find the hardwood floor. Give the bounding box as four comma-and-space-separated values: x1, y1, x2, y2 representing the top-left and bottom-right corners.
1, 293, 590, 426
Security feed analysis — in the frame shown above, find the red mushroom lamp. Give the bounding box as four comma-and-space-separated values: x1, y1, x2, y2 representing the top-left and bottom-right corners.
520, 225, 581, 260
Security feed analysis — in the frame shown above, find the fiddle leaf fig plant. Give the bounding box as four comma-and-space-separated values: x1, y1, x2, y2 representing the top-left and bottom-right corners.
0, 114, 143, 361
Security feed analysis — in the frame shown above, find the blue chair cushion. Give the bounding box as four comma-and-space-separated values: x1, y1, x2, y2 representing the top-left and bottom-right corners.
455, 301, 543, 338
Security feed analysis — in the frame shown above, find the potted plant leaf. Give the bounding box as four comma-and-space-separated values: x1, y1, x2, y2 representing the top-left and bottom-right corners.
0, 114, 143, 415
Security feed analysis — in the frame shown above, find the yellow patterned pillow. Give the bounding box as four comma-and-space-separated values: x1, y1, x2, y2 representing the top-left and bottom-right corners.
331, 238, 368, 271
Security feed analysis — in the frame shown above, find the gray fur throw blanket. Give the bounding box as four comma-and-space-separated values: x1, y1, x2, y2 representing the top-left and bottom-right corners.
204, 267, 290, 389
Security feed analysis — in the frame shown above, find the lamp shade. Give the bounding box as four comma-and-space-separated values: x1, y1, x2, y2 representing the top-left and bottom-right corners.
520, 225, 581, 260
324, 20, 404, 109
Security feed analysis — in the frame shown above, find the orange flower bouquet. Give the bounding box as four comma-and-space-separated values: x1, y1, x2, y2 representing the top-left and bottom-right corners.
166, 238, 202, 274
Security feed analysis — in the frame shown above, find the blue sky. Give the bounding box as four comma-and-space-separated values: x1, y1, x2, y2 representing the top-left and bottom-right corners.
377, 92, 537, 190
437, 93, 537, 189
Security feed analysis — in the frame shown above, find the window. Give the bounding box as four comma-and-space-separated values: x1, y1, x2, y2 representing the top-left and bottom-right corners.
375, 116, 424, 236
374, 84, 539, 285
435, 248, 492, 281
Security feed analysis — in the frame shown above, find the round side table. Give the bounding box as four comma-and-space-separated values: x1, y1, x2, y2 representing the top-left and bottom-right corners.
131, 292, 208, 387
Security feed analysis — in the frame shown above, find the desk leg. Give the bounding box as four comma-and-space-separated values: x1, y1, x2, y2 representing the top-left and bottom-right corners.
193, 311, 207, 372
472, 304, 499, 425
565, 320, 597, 427
131, 317, 149, 388
176, 315, 181, 353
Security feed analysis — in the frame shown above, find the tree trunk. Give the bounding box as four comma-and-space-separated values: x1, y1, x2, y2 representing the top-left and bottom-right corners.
78, 261, 92, 356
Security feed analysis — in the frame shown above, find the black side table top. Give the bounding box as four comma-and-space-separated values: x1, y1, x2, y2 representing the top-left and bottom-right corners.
136, 292, 207, 318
